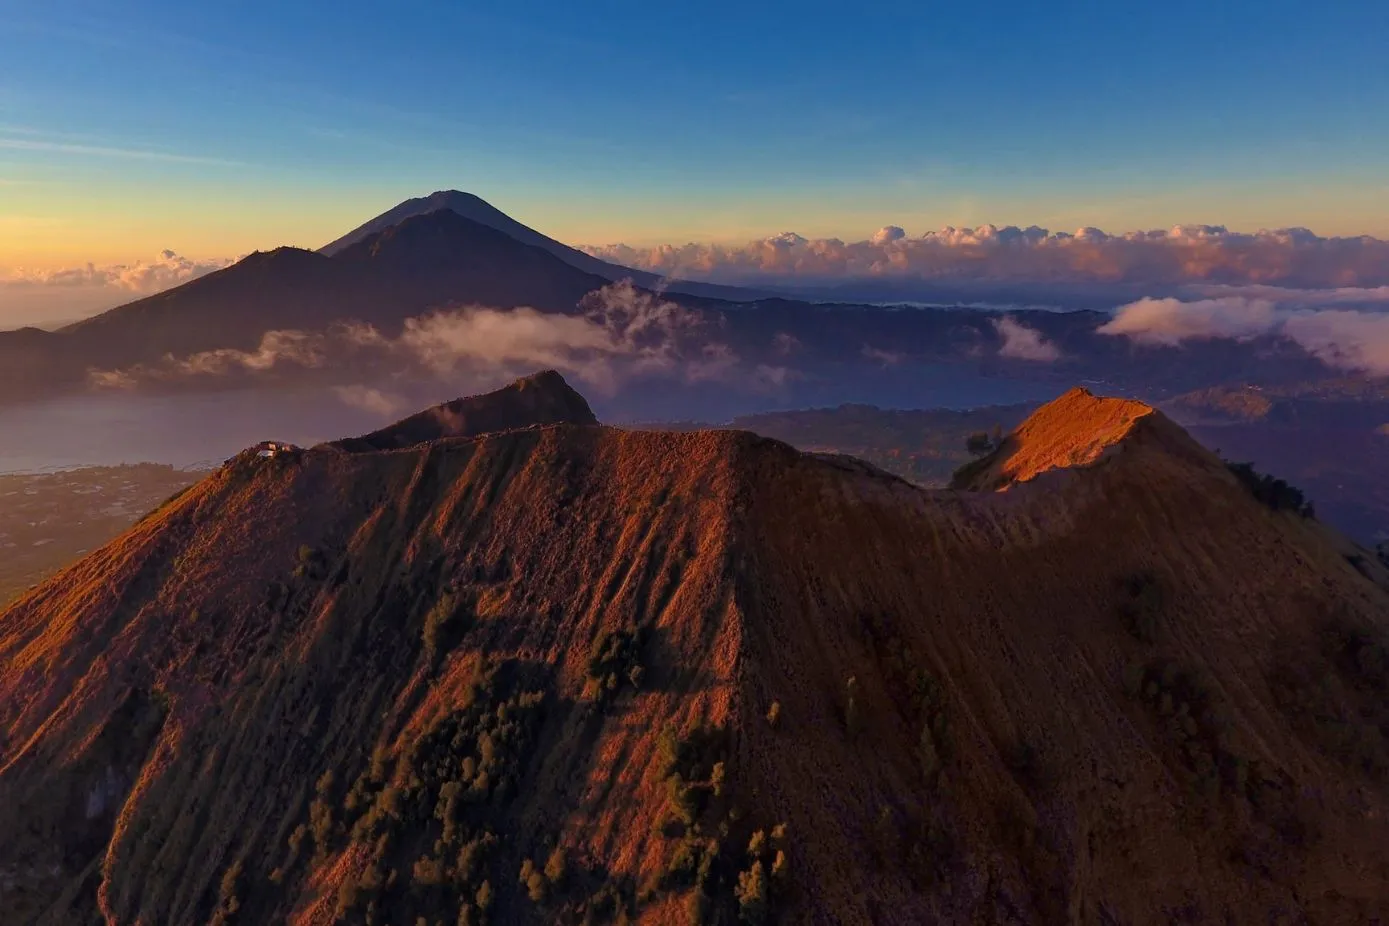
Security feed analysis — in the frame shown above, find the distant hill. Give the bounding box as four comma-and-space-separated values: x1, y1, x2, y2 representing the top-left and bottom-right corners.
334, 369, 598, 452
3, 372, 1387, 924
320, 190, 765, 302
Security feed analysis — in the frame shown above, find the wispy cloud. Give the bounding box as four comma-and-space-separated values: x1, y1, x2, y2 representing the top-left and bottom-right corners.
993, 316, 1061, 362
1098, 287, 1389, 376
0, 136, 242, 167
88, 281, 791, 394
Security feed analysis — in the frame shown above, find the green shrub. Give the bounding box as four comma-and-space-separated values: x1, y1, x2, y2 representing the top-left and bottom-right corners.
423, 591, 467, 662
735, 861, 768, 924
965, 431, 996, 456
543, 846, 567, 886
586, 624, 649, 703
1226, 461, 1314, 516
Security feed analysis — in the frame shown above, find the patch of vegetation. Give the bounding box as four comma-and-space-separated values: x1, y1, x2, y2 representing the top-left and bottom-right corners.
648, 724, 792, 924
421, 588, 472, 663
1122, 658, 1265, 802
308, 658, 550, 925
209, 859, 244, 926
1273, 620, 1389, 779
1225, 461, 1315, 517
858, 618, 952, 782
1117, 571, 1165, 643
965, 426, 1003, 457
585, 623, 649, 704
292, 544, 329, 581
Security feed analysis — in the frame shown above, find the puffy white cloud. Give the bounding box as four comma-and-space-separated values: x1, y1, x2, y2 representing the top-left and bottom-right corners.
870, 225, 907, 245
580, 225, 1389, 289
1099, 289, 1389, 376
3, 250, 234, 293
87, 281, 780, 394
1, 251, 237, 327
1096, 297, 1282, 347
992, 316, 1062, 362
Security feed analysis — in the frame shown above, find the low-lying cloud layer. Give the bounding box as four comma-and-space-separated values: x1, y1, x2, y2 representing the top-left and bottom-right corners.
3, 250, 233, 293
584, 225, 1389, 290
89, 281, 792, 394
1, 250, 235, 327
1099, 285, 1389, 376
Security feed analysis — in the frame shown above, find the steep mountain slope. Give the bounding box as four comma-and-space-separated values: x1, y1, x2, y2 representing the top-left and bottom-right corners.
2, 375, 1387, 925
318, 191, 763, 302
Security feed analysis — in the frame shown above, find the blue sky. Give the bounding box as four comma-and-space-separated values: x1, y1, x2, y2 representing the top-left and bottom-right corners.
2, 0, 1388, 265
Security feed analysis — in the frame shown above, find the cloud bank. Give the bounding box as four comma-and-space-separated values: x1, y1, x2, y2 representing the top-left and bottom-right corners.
1099, 286, 1389, 376
583, 225, 1389, 290
3, 250, 234, 293
2, 251, 236, 327
89, 280, 791, 394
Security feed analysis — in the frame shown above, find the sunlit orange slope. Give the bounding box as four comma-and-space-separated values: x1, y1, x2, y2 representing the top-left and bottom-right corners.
1, 374, 1387, 925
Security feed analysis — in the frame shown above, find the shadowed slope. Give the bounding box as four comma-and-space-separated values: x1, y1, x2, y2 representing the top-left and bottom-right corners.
1, 382, 1387, 925
332, 370, 598, 452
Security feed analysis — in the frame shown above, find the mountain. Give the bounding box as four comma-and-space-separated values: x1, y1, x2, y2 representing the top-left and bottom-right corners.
3, 372, 1387, 925
0, 211, 617, 401
949, 387, 1212, 491
319, 190, 765, 302
335, 369, 598, 452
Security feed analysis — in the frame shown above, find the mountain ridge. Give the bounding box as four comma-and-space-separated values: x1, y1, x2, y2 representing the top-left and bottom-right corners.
2, 374, 1387, 924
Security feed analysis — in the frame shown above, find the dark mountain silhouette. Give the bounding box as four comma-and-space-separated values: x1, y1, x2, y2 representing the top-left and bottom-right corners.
334, 369, 597, 452
2, 373, 1387, 924
319, 190, 765, 302
0, 211, 618, 401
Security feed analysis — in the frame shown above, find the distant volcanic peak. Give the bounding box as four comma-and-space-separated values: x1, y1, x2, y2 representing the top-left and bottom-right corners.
957, 386, 1207, 490
335, 369, 598, 452
338, 207, 503, 256
318, 190, 516, 257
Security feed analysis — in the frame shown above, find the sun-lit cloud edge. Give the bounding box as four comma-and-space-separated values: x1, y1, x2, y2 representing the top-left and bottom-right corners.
582, 224, 1389, 289
1099, 286, 1389, 377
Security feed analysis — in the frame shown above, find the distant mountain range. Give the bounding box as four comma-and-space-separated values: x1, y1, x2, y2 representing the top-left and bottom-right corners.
0, 191, 1365, 412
